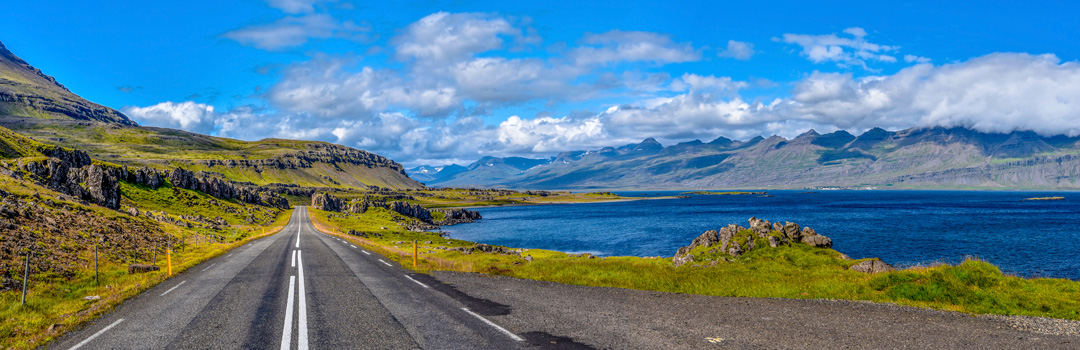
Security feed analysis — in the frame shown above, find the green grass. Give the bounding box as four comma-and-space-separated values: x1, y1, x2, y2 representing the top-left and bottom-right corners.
312, 209, 1080, 321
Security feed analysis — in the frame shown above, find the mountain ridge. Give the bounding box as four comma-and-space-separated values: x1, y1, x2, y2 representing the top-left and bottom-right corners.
414, 127, 1080, 190
0, 39, 421, 190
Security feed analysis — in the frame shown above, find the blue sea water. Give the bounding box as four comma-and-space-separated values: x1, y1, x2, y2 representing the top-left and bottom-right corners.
441, 190, 1080, 280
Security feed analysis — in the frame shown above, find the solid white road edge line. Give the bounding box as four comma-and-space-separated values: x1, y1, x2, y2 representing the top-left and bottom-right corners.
280, 276, 296, 350
461, 308, 524, 342
201, 263, 216, 272
160, 280, 186, 296
378, 259, 392, 267
297, 250, 308, 350
68, 318, 125, 350
404, 275, 429, 289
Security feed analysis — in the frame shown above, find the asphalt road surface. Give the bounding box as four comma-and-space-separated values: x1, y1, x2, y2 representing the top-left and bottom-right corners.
48, 206, 1080, 349
48, 207, 526, 350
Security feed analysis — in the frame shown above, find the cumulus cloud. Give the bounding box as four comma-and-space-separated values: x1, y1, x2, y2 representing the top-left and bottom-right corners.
570, 30, 701, 66
718, 40, 755, 60
392, 12, 535, 64
904, 54, 931, 63
123, 101, 218, 134
222, 14, 367, 50
779, 27, 898, 68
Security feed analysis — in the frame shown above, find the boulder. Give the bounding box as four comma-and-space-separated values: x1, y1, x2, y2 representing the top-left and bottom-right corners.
673, 253, 695, 267
782, 222, 802, 242
848, 259, 896, 274
128, 264, 160, 274
801, 234, 833, 248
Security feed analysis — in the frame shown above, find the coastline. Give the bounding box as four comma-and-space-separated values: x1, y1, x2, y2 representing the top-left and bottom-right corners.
449, 195, 684, 210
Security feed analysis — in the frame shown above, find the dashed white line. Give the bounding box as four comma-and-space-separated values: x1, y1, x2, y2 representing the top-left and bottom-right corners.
201, 263, 217, 272
280, 276, 295, 350
350, 245, 357, 248
378, 259, 392, 267
362, 251, 371, 255
461, 308, 524, 342
291, 250, 297, 267
225, 254, 233, 258
404, 275, 429, 289
160, 280, 186, 296
68, 318, 125, 350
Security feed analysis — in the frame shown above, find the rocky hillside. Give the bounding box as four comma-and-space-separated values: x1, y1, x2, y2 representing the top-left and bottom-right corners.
422, 127, 1080, 190
0, 40, 420, 190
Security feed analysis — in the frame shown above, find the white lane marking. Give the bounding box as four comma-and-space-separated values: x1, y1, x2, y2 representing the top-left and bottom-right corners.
461, 308, 524, 342
291, 250, 297, 267
280, 276, 296, 350
202, 263, 217, 272
68, 318, 125, 350
226, 253, 233, 258
350, 245, 357, 248
362, 251, 371, 255
160, 280, 186, 296
297, 250, 308, 350
404, 275, 429, 289
378, 259, 392, 267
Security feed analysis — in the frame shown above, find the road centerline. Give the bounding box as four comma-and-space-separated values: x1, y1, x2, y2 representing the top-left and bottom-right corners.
297, 250, 308, 350
280, 276, 296, 350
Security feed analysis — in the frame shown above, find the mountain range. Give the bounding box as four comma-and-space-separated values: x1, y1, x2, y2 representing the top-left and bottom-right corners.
411, 127, 1080, 190
0, 40, 419, 190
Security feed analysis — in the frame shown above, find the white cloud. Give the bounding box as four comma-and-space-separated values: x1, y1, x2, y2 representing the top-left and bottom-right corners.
123, 101, 218, 134
223, 14, 367, 50
779, 27, 899, 68
718, 40, 755, 60
266, 0, 326, 14
904, 54, 932, 63
392, 12, 532, 64
570, 30, 701, 66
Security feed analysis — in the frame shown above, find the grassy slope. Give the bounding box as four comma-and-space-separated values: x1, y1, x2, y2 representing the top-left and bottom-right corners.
0, 120, 420, 189
310, 208, 1080, 321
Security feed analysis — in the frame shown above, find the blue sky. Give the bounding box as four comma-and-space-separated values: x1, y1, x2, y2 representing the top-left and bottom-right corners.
5, 0, 1080, 166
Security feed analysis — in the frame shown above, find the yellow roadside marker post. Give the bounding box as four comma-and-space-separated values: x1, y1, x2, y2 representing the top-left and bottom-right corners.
167, 249, 172, 276
413, 240, 418, 268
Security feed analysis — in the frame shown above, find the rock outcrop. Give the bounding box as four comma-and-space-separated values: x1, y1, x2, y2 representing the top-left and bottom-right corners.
167, 168, 289, 208
673, 217, 834, 267
15, 147, 164, 209
311, 192, 344, 212
848, 259, 896, 274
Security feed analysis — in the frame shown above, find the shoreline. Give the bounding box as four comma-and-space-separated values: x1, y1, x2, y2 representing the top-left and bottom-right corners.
448, 195, 683, 210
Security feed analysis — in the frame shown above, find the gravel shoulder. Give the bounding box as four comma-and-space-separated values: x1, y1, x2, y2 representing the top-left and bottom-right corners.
434, 271, 1080, 349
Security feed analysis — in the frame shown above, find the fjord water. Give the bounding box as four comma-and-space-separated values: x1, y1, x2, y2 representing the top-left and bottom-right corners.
442, 191, 1080, 280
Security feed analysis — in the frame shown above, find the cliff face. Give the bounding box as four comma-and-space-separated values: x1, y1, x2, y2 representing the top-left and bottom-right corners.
426, 127, 1080, 190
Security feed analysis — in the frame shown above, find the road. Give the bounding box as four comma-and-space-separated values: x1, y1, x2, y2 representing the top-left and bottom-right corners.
48, 207, 527, 349
48, 206, 1080, 349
